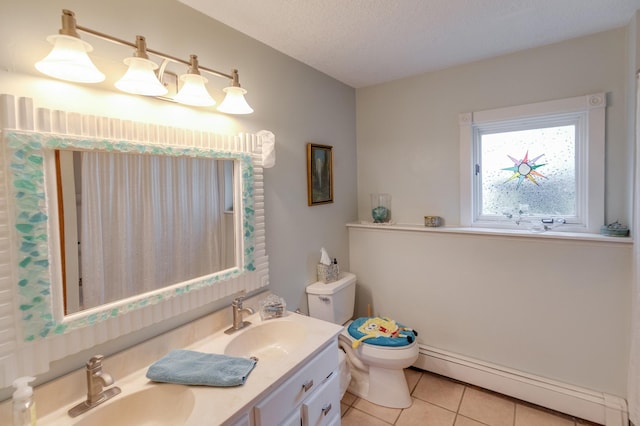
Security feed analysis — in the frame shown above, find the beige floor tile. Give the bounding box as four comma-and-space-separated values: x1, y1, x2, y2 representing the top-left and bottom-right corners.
353, 398, 402, 424
341, 402, 351, 417
515, 404, 575, 426
396, 398, 456, 426
458, 387, 515, 426
455, 415, 490, 426
341, 407, 394, 425
405, 368, 422, 392
341, 391, 357, 406
412, 372, 465, 411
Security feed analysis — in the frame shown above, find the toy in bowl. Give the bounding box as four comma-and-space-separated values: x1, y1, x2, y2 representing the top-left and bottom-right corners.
372, 206, 389, 223
370, 193, 391, 223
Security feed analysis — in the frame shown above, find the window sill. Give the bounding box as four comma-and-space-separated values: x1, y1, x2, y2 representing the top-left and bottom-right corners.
346, 222, 632, 244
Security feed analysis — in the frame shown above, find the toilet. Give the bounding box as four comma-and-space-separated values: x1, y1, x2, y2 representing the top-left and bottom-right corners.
306, 272, 419, 409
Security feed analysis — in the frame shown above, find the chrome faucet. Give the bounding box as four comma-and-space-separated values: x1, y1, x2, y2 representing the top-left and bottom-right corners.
225, 293, 255, 334
68, 355, 121, 417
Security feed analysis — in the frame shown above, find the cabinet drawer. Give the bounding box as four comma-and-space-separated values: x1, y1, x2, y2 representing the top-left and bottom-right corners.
254, 341, 338, 426
302, 371, 340, 426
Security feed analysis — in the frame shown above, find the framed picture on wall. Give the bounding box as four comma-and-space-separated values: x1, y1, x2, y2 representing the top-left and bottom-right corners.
307, 143, 333, 206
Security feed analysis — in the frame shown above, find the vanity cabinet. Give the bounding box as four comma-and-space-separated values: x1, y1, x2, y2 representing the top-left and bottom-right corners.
253, 341, 340, 426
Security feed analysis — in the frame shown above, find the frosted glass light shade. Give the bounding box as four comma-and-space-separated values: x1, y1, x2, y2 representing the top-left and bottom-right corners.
173, 74, 215, 107
217, 86, 254, 115
115, 57, 167, 96
35, 34, 105, 83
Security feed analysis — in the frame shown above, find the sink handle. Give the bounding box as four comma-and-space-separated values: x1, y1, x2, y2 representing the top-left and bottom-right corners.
302, 379, 313, 392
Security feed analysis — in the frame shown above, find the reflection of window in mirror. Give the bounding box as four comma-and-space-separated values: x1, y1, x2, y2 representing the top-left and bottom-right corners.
55, 150, 237, 315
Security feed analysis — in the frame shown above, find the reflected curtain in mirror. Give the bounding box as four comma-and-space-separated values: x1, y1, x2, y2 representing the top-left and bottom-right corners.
67, 151, 232, 312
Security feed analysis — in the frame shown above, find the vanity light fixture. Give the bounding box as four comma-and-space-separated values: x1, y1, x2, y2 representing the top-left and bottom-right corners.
36, 9, 254, 114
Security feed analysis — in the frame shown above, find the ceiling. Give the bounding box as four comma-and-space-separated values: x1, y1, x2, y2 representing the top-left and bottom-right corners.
179, 0, 640, 88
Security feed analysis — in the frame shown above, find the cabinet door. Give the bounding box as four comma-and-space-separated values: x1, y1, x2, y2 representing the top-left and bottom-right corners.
302, 371, 340, 426
281, 408, 303, 426
254, 343, 338, 426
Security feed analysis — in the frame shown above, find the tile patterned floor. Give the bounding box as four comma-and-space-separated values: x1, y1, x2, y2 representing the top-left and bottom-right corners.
340, 368, 602, 426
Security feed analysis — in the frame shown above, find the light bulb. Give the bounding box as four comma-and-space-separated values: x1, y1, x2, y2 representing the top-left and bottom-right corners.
174, 73, 215, 107
217, 86, 253, 114
35, 34, 105, 83
115, 57, 167, 96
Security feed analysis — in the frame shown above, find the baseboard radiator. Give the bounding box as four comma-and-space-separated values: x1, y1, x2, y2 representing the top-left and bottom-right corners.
414, 345, 628, 426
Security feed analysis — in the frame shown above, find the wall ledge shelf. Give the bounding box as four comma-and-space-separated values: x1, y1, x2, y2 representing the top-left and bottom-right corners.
346, 222, 633, 245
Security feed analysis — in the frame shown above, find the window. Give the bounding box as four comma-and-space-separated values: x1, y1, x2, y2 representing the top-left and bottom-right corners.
460, 93, 605, 233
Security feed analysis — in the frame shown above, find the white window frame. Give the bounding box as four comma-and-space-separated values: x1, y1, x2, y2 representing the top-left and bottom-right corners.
459, 93, 606, 233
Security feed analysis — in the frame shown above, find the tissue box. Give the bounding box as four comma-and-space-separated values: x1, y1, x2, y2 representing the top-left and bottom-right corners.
317, 264, 339, 283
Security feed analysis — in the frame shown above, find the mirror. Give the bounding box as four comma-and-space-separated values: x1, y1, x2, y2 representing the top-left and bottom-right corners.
56, 150, 237, 314
0, 94, 270, 389
6, 128, 259, 341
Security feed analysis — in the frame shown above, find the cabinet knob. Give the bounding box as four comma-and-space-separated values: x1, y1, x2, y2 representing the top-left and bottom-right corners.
322, 403, 332, 416
302, 379, 314, 392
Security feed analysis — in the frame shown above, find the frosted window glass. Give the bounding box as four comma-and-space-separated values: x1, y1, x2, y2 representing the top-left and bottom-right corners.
480, 125, 576, 218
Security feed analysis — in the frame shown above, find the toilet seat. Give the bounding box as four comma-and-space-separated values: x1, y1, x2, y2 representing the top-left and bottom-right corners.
339, 327, 418, 368
340, 330, 418, 352
346, 317, 417, 348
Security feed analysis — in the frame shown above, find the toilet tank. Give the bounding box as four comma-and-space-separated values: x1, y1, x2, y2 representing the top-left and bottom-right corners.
306, 272, 356, 324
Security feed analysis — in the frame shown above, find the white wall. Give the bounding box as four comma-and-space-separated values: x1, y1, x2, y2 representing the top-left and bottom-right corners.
350, 227, 631, 397
353, 27, 634, 399
0, 0, 356, 399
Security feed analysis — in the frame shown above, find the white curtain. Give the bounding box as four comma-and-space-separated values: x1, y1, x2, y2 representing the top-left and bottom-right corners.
629, 70, 640, 425
80, 151, 226, 309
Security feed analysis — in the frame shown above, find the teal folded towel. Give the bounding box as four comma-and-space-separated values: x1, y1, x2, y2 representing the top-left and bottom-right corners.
146, 349, 257, 387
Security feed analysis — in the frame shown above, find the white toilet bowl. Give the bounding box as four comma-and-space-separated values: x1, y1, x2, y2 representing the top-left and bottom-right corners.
337, 349, 352, 398
339, 326, 419, 409
306, 272, 419, 408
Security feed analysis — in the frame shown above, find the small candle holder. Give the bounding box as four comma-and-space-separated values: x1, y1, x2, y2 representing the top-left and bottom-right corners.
424, 216, 442, 227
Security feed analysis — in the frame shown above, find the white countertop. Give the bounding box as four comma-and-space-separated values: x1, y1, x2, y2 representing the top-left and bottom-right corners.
37, 312, 343, 425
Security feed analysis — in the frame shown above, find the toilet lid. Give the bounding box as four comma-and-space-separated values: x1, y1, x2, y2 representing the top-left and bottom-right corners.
347, 317, 417, 347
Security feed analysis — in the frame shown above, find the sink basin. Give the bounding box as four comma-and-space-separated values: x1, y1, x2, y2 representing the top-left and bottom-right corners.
225, 320, 308, 360
73, 384, 195, 426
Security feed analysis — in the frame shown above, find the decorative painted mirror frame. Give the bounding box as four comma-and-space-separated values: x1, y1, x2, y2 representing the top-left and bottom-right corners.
0, 95, 270, 387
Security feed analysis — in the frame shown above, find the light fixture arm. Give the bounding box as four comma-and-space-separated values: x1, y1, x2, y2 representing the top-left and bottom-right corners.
59, 9, 237, 82
186, 54, 202, 75
132, 36, 150, 59
230, 69, 241, 87
59, 9, 82, 38
41, 9, 253, 113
